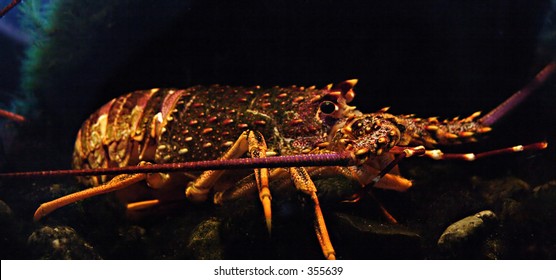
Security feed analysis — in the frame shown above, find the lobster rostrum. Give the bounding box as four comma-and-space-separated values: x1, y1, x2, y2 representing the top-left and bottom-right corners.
1, 62, 554, 260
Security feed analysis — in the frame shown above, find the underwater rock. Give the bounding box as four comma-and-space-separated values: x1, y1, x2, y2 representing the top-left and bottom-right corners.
0, 199, 13, 222
481, 234, 505, 260
119, 225, 147, 244
502, 180, 556, 258
331, 212, 422, 259
187, 217, 223, 260
531, 180, 556, 207
437, 210, 498, 258
109, 225, 148, 259
473, 176, 530, 214
145, 207, 215, 259
27, 225, 101, 259
0, 199, 27, 259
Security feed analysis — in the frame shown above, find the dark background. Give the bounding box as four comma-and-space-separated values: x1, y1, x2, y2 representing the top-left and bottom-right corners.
1, 0, 554, 169
1, 0, 555, 260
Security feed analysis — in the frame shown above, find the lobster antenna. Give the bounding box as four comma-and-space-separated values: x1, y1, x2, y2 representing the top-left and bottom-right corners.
0, 108, 26, 123
0, 0, 21, 18
0, 152, 356, 178
479, 61, 556, 126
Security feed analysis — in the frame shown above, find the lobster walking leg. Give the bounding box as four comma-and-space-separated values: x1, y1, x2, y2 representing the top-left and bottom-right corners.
33, 173, 147, 221
356, 146, 426, 223
213, 164, 338, 259
33, 161, 192, 220
186, 130, 273, 232
289, 167, 335, 260
367, 146, 426, 187
126, 199, 161, 211
248, 131, 272, 232
0, 108, 25, 123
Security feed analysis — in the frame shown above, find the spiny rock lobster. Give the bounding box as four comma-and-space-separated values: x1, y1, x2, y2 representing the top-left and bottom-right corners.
1, 62, 554, 260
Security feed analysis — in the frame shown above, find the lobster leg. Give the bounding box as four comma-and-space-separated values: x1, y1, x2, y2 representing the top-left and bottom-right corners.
0, 108, 25, 123
186, 130, 273, 232
289, 166, 336, 260
346, 146, 426, 193
126, 199, 161, 211
355, 146, 426, 223
33, 173, 147, 221
367, 146, 426, 188
248, 131, 272, 232
34, 161, 192, 220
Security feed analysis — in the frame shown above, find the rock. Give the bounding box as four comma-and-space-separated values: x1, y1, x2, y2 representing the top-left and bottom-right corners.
503, 180, 556, 258
187, 217, 223, 259
437, 210, 498, 257
145, 206, 215, 259
109, 225, 148, 259
331, 212, 422, 259
119, 225, 147, 244
0, 199, 27, 259
474, 177, 530, 206
481, 234, 504, 260
0, 199, 13, 223
472, 176, 531, 217
28, 225, 102, 259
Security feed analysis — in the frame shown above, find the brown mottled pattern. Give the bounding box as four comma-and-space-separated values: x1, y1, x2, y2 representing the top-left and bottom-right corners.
155, 85, 335, 163
73, 84, 345, 184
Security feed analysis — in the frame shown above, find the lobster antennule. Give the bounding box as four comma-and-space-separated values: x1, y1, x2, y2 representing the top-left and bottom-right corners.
479, 61, 556, 126
0, 152, 356, 178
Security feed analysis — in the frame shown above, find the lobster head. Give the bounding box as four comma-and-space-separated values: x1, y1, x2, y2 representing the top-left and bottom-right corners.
309, 79, 405, 164
329, 112, 404, 164
310, 79, 359, 127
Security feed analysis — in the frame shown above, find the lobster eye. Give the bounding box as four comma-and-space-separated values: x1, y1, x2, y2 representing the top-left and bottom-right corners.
319, 101, 338, 115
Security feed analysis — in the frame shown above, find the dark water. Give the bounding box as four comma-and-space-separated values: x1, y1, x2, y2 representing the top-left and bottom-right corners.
0, 0, 555, 259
